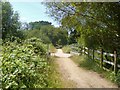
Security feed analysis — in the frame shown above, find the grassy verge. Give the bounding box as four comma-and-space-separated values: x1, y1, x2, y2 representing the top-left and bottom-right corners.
71, 55, 103, 73
62, 45, 71, 53
48, 56, 75, 88
71, 55, 120, 87
47, 56, 63, 88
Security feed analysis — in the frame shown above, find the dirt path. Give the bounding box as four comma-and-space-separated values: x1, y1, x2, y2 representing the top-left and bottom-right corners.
54, 49, 118, 88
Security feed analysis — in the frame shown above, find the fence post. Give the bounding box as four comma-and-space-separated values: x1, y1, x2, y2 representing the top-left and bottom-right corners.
83, 47, 85, 55
93, 49, 94, 61
114, 50, 117, 74
88, 48, 89, 57
80, 47, 82, 55
101, 49, 103, 68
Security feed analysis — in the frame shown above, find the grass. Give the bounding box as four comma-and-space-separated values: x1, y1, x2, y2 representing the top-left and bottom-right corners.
48, 56, 76, 88
71, 55, 104, 73
49, 44, 56, 53
62, 45, 71, 53
47, 56, 64, 88
70, 55, 120, 87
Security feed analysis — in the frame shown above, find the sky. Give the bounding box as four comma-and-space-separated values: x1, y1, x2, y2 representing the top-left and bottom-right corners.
9, 1, 60, 27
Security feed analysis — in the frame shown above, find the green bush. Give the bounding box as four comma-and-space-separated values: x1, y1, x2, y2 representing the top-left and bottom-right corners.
24, 37, 47, 55
2, 37, 49, 89
107, 70, 120, 86
116, 70, 120, 86
62, 45, 71, 53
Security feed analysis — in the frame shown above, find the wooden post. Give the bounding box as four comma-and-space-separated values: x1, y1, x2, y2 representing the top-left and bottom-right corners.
101, 49, 103, 68
88, 48, 89, 57
80, 47, 82, 55
93, 49, 94, 61
81, 47, 83, 55
114, 50, 117, 74
83, 47, 85, 55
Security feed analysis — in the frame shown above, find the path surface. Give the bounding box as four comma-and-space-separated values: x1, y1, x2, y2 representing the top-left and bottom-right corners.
54, 49, 118, 88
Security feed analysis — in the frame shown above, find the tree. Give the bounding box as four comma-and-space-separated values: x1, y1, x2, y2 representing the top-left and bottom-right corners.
44, 2, 120, 52
2, 2, 21, 40
24, 29, 51, 44
25, 21, 68, 46
29, 21, 52, 30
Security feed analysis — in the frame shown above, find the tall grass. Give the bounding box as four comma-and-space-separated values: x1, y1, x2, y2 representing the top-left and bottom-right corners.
47, 56, 63, 88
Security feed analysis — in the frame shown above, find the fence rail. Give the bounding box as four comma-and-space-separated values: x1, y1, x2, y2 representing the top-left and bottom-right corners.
71, 45, 120, 74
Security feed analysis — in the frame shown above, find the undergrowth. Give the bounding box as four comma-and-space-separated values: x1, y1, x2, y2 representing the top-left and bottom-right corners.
2, 37, 62, 89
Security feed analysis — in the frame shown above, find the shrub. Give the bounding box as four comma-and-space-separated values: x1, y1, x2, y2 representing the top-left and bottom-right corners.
2, 37, 49, 89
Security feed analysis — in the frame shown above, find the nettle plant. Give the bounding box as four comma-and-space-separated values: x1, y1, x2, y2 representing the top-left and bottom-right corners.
2, 37, 49, 88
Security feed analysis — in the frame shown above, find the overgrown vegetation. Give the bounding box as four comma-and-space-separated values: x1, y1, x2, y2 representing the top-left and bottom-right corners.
1, 1, 68, 88
2, 37, 64, 88
2, 37, 48, 88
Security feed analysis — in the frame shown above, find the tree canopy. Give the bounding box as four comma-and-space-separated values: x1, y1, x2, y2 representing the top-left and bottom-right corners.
29, 21, 52, 30
44, 2, 120, 52
25, 22, 68, 46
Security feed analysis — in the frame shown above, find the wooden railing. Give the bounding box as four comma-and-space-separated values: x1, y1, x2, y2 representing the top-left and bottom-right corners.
70, 45, 120, 74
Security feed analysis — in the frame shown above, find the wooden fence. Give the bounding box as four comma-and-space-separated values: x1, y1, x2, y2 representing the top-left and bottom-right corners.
70, 46, 120, 74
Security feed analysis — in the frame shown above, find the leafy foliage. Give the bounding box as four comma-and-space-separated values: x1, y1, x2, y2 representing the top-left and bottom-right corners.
24, 25, 68, 46
44, 2, 120, 52
2, 37, 50, 88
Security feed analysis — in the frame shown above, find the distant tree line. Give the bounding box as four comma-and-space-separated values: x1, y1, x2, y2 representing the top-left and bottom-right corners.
24, 21, 68, 46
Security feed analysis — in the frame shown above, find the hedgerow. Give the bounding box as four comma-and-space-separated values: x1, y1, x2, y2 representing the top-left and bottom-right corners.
2, 37, 50, 88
